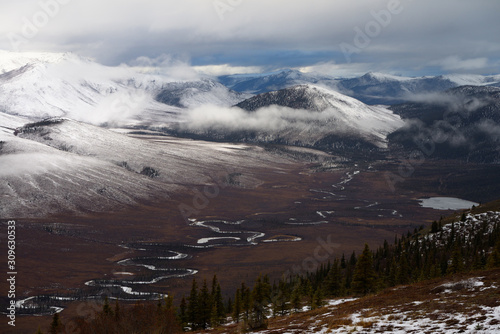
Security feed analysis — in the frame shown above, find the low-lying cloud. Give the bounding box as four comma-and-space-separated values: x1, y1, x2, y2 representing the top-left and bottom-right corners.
181, 104, 344, 134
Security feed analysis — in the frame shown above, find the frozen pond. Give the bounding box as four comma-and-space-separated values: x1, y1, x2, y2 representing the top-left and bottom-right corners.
419, 197, 479, 210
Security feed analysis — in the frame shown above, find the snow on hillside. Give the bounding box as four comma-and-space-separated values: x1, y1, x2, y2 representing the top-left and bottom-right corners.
0, 50, 71, 73
0, 51, 246, 128
218, 69, 339, 95
0, 113, 30, 132
231, 274, 500, 334
0, 51, 186, 126
194, 84, 404, 148
220, 70, 500, 105
423, 211, 500, 247
0, 118, 291, 218
155, 79, 250, 108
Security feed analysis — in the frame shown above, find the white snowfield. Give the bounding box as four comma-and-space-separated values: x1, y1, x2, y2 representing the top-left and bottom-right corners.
0, 119, 292, 218
0, 51, 247, 127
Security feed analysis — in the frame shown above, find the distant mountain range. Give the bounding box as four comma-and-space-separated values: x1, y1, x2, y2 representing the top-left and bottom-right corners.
155, 79, 250, 109
0, 51, 243, 127
1, 51, 499, 162
389, 86, 500, 163
219, 69, 500, 105
172, 84, 404, 153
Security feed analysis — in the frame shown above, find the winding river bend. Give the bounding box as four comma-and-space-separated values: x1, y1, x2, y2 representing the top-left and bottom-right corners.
16, 169, 366, 316
14, 219, 274, 315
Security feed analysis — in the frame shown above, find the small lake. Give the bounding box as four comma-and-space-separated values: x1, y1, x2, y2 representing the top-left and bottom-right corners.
419, 197, 479, 210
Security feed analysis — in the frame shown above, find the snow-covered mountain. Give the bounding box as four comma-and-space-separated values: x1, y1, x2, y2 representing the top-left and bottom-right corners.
219, 70, 500, 105
0, 51, 182, 126
0, 118, 290, 217
336, 72, 500, 105
173, 85, 404, 152
0, 51, 248, 127
218, 69, 338, 95
155, 79, 250, 108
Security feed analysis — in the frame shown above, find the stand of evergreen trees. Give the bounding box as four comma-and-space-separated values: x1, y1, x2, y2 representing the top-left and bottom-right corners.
42, 211, 500, 333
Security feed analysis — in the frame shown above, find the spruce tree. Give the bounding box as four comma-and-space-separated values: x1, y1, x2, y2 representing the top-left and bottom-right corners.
324, 258, 342, 297
102, 296, 113, 316
396, 252, 411, 284
447, 245, 464, 274
114, 299, 121, 321
209, 277, 225, 326
351, 244, 377, 295
387, 257, 398, 287
486, 239, 500, 269
199, 279, 211, 329
340, 253, 346, 269
241, 282, 251, 322
232, 288, 241, 323
179, 296, 188, 328
311, 288, 323, 309
249, 275, 270, 329
290, 285, 301, 313
187, 278, 199, 329
49, 313, 62, 334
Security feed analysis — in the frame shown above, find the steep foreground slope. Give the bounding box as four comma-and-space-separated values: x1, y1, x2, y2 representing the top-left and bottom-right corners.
221, 270, 499, 334
199, 209, 500, 333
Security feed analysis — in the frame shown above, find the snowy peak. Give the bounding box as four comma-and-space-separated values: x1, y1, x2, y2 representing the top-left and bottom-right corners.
236, 84, 364, 112
174, 84, 404, 152
0, 51, 257, 126
359, 72, 412, 84
219, 69, 337, 95
220, 69, 500, 105
0, 50, 88, 73
235, 85, 404, 146
155, 79, 249, 108
0, 52, 196, 127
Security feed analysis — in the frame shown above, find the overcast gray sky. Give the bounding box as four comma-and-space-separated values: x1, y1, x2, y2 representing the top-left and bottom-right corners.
1, 0, 499, 76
